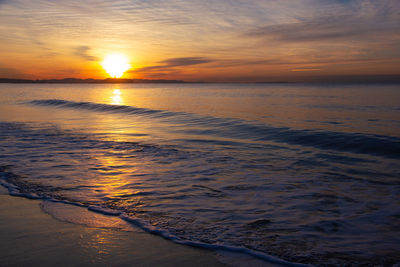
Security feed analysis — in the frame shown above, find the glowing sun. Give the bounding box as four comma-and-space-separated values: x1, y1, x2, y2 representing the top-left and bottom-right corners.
102, 53, 131, 78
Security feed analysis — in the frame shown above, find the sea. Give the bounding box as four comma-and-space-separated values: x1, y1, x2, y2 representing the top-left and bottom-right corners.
0, 83, 399, 266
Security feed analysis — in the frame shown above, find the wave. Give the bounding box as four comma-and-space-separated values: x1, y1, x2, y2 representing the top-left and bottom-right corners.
1, 117, 399, 265
29, 99, 179, 117
0, 169, 309, 267
27, 99, 400, 159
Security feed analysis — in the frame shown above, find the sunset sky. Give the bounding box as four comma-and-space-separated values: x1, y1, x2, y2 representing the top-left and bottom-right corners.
0, 0, 399, 82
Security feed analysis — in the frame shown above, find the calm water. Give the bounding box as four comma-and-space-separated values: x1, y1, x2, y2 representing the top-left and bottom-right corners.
0, 83, 399, 265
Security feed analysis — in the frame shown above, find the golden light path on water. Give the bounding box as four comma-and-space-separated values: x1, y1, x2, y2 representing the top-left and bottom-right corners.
111, 89, 123, 105
86, 86, 148, 205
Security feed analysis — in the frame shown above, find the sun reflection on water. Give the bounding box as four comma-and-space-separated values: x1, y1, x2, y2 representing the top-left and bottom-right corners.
110, 89, 123, 105
94, 155, 135, 194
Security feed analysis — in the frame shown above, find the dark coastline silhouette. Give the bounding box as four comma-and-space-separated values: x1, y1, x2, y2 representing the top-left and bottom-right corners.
0, 78, 185, 84
1, 75, 400, 84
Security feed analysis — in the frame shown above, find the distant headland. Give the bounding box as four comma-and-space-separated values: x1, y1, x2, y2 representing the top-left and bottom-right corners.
0, 78, 185, 84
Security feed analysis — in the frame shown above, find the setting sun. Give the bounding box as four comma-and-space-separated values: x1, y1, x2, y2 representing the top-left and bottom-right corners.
102, 53, 131, 78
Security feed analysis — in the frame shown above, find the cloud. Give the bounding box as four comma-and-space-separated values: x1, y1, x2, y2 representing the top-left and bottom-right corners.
1, 0, 399, 81
74, 45, 97, 61
245, 14, 400, 43
159, 57, 213, 66
291, 68, 321, 72
135, 57, 213, 72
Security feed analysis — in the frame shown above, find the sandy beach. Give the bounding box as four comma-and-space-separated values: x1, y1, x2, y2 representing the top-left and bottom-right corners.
0, 186, 227, 267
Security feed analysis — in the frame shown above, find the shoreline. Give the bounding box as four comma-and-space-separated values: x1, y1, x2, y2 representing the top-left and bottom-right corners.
0, 186, 227, 267
0, 186, 285, 267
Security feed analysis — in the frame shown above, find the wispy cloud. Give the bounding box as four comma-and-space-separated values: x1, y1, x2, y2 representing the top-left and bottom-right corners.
0, 0, 399, 80
291, 68, 321, 72
159, 57, 213, 67
73, 45, 97, 61
245, 13, 399, 43
135, 57, 213, 72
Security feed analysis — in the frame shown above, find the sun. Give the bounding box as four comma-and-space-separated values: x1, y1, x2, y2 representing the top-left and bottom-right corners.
102, 53, 131, 78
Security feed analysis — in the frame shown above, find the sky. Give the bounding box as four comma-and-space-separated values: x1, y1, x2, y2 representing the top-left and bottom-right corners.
0, 0, 399, 82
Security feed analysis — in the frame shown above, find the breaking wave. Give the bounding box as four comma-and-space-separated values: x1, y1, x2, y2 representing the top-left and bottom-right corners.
28, 99, 400, 159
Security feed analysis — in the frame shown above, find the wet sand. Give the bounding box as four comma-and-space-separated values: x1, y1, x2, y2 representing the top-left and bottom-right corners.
0, 186, 227, 267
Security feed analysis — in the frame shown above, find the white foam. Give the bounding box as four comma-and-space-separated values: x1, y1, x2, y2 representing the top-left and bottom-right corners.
120, 214, 310, 267
0, 181, 312, 266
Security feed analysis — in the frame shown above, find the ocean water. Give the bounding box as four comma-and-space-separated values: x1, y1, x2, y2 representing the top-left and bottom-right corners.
0, 83, 399, 265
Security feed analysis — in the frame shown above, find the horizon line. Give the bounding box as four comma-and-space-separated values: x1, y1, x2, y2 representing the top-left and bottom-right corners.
1, 75, 400, 84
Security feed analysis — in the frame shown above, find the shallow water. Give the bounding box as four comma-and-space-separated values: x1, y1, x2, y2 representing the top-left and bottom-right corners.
0, 83, 399, 265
